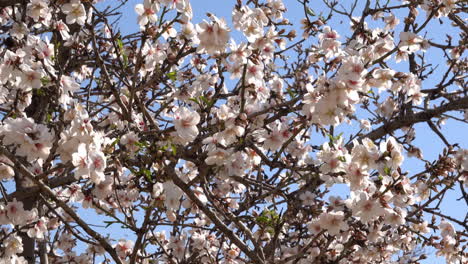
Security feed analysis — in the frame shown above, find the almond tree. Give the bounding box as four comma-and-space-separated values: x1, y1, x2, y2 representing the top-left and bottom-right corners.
0, 0, 467, 263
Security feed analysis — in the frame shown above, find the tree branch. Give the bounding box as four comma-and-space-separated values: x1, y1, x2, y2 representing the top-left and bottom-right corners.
361, 96, 468, 142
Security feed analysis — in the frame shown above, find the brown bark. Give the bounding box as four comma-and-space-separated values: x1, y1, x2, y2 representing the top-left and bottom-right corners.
362, 96, 468, 141
0, 0, 24, 8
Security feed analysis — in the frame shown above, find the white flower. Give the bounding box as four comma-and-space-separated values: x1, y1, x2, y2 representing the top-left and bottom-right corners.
346, 162, 369, 190
205, 148, 229, 166
163, 181, 183, 210
115, 239, 134, 259
412, 221, 430, 234
359, 119, 371, 131
135, 0, 159, 27
369, 69, 395, 90
152, 182, 164, 197
173, 107, 200, 142
225, 151, 251, 177
27, 217, 48, 240
55, 20, 71, 40
319, 211, 348, 235
440, 220, 456, 238
1, 117, 54, 162
6, 199, 27, 225
89, 150, 106, 184
257, 121, 290, 151
10, 22, 29, 39
245, 61, 264, 85
19, 65, 43, 90
181, 22, 198, 41
351, 192, 385, 224
384, 208, 406, 227
62, 0, 87, 25
4, 235, 23, 257
72, 143, 90, 179
378, 97, 398, 119
120, 131, 140, 154
27, 0, 49, 22
196, 15, 230, 55
0, 155, 14, 180
307, 218, 322, 234
59, 75, 80, 105
384, 13, 399, 31
398, 32, 424, 54
318, 26, 341, 58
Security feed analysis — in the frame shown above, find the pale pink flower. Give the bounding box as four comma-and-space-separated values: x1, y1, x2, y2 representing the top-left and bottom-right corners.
6, 199, 27, 225
19, 66, 43, 90
299, 191, 315, 206
55, 20, 71, 40
0, 155, 14, 180
4, 235, 23, 257
88, 150, 106, 184
346, 162, 369, 190
307, 218, 322, 234
59, 75, 80, 105
135, 0, 159, 27
62, 0, 87, 25
399, 32, 424, 54
72, 143, 90, 179
196, 15, 230, 55
384, 13, 399, 31
319, 211, 348, 235
351, 193, 385, 223
173, 107, 200, 142
359, 119, 371, 131
163, 181, 183, 210
27, 217, 48, 240
115, 239, 134, 259
120, 131, 140, 154
440, 220, 456, 238
27, 0, 49, 22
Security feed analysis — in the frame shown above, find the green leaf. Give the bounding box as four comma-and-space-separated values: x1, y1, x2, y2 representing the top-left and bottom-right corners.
111, 137, 120, 147
166, 71, 177, 81
35, 88, 46, 96
199, 95, 209, 105
383, 166, 391, 175
286, 88, 296, 98
140, 169, 152, 182
256, 215, 269, 225
266, 227, 275, 235
256, 209, 280, 228
122, 53, 128, 68
170, 144, 177, 155
188, 97, 200, 105
116, 38, 124, 52
46, 113, 53, 123
134, 141, 148, 148
306, 7, 316, 16
116, 38, 128, 68
328, 133, 343, 145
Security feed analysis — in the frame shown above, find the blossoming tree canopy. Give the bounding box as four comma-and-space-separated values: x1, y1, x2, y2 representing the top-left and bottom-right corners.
0, 0, 467, 263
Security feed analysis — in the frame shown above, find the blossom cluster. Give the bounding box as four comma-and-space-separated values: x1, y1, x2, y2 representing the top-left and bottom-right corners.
0, 0, 466, 263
